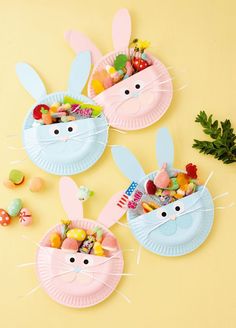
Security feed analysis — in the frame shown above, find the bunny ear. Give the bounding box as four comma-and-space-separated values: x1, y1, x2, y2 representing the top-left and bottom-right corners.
156, 128, 174, 169
16, 62, 47, 101
59, 177, 83, 220
65, 30, 102, 65
112, 8, 131, 51
111, 146, 145, 182
97, 191, 127, 228
68, 51, 91, 94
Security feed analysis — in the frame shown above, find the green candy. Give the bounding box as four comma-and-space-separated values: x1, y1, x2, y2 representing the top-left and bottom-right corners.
166, 178, 179, 191
9, 169, 24, 185
114, 54, 128, 70
7, 198, 23, 217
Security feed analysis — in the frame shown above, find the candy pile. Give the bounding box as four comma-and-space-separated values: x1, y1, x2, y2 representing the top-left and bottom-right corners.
92, 38, 152, 95
32, 96, 102, 126
0, 198, 32, 227
49, 220, 118, 256
124, 163, 200, 215
3, 169, 44, 192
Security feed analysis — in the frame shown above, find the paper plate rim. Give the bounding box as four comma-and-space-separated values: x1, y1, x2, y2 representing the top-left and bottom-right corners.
36, 219, 124, 308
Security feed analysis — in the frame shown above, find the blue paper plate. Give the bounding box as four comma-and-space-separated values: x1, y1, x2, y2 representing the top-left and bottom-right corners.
23, 92, 108, 176
127, 171, 214, 256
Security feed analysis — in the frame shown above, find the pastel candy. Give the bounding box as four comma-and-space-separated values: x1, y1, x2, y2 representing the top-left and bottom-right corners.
101, 235, 118, 251
0, 209, 11, 226
9, 169, 24, 185
50, 232, 62, 248
67, 228, 86, 241
61, 238, 79, 253
3, 179, 16, 189
154, 163, 170, 189
19, 208, 32, 226
29, 177, 44, 192
7, 198, 22, 217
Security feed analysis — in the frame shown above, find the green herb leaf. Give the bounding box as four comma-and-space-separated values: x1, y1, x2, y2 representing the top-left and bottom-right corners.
193, 111, 236, 164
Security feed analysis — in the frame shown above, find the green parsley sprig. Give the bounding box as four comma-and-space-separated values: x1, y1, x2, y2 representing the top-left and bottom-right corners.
193, 111, 236, 164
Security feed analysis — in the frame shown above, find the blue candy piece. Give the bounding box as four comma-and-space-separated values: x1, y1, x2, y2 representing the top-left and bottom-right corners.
7, 198, 23, 217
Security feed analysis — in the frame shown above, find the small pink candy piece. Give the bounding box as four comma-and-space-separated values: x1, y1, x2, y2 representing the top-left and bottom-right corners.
19, 208, 32, 226
61, 238, 79, 253
154, 163, 170, 189
101, 235, 118, 252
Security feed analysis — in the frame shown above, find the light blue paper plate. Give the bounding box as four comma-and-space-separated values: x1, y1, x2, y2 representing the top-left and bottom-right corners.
23, 92, 108, 176
111, 128, 215, 257
127, 171, 214, 256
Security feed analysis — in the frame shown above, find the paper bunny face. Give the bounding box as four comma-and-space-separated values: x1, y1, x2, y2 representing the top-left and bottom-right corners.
36, 177, 126, 308
16, 52, 108, 176
65, 9, 173, 131
111, 128, 214, 256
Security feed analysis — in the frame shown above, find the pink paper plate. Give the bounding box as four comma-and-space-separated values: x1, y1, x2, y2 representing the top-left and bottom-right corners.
36, 219, 124, 308
88, 50, 173, 130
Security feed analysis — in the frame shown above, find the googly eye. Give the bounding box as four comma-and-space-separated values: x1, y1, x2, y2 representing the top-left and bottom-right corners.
135, 83, 141, 89
82, 257, 94, 266
124, 89, 130, 95
174, 202, 185, 213
65, 254, 76, 264
134, 80, 144, 90
49, 125, 61, 136
66, 122, 78, 134
161, 211, 167, 217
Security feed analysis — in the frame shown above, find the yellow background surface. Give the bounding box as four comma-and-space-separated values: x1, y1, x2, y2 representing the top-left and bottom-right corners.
0, 0, 235, 327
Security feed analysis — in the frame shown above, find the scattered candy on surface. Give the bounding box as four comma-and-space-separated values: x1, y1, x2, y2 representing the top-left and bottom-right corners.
29, 177, 44, 192
50, 232, 62, 248
0, 209, 11, 226
77, 186, 94, 202
7, 198, 22, 217
91, 38, 152, 95
3, 179, 16, 189
19, 208, 32, 226
9, 169, 25, 185
61, 238, 79, 253
67, 228, 86, 241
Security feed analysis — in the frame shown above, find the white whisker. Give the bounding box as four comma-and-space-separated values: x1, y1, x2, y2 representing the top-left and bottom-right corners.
213, 192, 229, 200
17, 262, 35, 268
136, 245, 142, 265
80, 271, 131, 303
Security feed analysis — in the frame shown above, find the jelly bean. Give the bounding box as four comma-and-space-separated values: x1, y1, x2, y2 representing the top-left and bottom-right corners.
9, 169, 24, 185
50, 232, 62, 248
7, 198, 22, 217
29, 177, 44, 192
142, 201, 159, 213
19, 208, 32, 226
67, 228, 86, 241
93, 242, 104, 256
61, 238, 78, 253
0, 209, 11, 226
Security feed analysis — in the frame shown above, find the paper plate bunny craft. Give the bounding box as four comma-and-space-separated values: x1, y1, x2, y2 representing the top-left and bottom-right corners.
65, 8, 173, 131
35, 177, 130, 308
16, 51, 108, 176
111, 128, 216, 257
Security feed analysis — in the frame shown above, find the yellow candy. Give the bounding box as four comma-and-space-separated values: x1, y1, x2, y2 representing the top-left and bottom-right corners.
92, 79, 105, 95
50, 102, 60, 113
93, 242, 104, 256
50, 232, 61, 248
67, 228, 86, 241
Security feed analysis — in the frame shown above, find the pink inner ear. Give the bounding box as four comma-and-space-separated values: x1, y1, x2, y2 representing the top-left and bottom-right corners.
112, 8, 131, 51
97, 191, 127, 228
65, 30, 102, 65
59, 177, 83, 220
